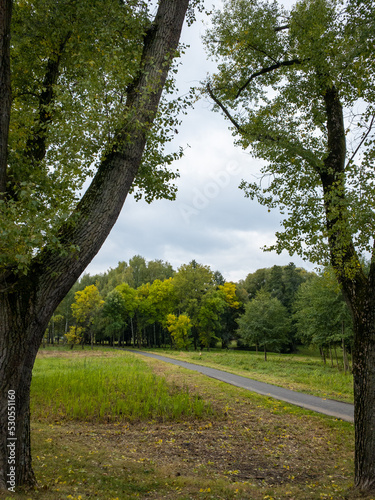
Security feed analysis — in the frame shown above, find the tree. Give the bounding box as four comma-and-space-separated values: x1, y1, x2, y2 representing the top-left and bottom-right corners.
237, 289, 291, 361
173, 260, 216, 348
198, 290, 227, 349
102, 288, 128, 346
0, 0, 192, 489
115, 282, 138, 345
128, 255, 149, 289
64, 326, 84, 348
293, 268, 353, 365
204, 0, 375, 489
148, 278, 178, 346
71, 284, 104, 347
217, 282, 242, 348
167, 313, 192, 350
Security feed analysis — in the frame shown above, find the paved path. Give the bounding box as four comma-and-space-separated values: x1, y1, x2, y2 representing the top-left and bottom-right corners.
127, 350, 354, 423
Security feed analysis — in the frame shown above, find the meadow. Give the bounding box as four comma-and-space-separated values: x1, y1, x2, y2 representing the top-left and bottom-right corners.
31, 350, 210, 423
6, 346, 369, 500
144, 347, 354, 403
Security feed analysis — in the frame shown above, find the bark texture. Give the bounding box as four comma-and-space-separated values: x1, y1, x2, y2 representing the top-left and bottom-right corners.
0, 0, 190, 490
321, 85, 375, 492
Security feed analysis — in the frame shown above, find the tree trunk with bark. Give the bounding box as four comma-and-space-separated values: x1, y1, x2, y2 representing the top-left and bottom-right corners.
351, 292, 375, 491
321, 84, 375, 491
0, 0, 190, 490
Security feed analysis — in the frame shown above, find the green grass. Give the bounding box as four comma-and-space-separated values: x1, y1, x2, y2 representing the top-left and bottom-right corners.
31, 349, 212, 422
142, 347, 354, 403
6, 347, 363, 499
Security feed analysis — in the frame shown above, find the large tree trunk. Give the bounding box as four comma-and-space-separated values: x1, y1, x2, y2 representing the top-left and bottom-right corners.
352, 299, 375, 491
321, 84, 375, 491
0, 286, 42, 490
0, 0, 190, 490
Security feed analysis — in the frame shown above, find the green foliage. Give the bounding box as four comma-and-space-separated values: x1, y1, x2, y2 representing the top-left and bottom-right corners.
64, 326, 84, 346
198, 291, 226, 349
240, 263, 313, 312
102, 289, 128, 339
99, 256, 175, 295
1, 1, 186, 274
293, 267, 353, 348
173, 260, 216, 325
167, 313, 192, 350
56, 258, 317, 351
148, 278, 178, 326
203, 0, 375, 266
237, 289, 291, 359
115, 282, 138, 318
71, 284, 103, 325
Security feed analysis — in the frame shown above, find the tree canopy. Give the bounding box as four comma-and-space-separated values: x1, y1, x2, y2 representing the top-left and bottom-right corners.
1, 0, 186, 274
204, 0, 375, 267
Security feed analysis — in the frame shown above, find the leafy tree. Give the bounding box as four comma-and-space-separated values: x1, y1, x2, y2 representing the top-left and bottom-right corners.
0, 0, 192, 488
147, 259, 175, 283
198, 290, 227, 349
217, 282, 242, 348
129, 255, 149, 289
148, 278, 178, 346
64, 326, 84, 348
71, 285, 104, 348
293, 268, 353, 363
204, 0, 375, 487
134, 282, 156, 347
115, 282, 138, 345
173, 260, 216, 349
241, 264, 312, 312
167, 314, 192, 350
239, 264, 313, 349
102, 289, 128, 345
237, 290, 291, 360
99, 261, 135, 298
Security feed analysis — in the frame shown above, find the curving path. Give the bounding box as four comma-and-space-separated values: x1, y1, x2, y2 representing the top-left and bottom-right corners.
126, 349, 354, 423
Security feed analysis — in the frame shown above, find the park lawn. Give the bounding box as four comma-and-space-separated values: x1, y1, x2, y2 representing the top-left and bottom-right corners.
142, 347, 354, 403
5, 347, 365, 500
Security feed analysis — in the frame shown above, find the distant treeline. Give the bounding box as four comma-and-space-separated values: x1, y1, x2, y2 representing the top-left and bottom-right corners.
45, 256, 353, 364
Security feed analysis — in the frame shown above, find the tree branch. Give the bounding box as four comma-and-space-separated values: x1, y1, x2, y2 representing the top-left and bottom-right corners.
274, 24, 290, 32
206, 82, 242, 131
25, 31, 72, 165
236, 58, 301, 98
347, 114, 375, 167
207, 82, 322, 170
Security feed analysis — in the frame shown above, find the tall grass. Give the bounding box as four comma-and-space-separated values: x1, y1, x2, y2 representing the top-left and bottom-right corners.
31, 351, 211, 422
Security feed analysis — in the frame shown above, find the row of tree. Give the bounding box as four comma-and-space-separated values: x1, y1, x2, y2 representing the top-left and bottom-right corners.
46, 256, 353, 362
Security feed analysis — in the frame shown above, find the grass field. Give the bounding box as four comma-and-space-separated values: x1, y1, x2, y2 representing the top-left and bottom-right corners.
5, 346, 370, 500
142, 347, 354, 403
31, 349, 211, 423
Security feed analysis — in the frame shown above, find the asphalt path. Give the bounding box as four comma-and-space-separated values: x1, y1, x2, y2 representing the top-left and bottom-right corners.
127, 349, 354, 423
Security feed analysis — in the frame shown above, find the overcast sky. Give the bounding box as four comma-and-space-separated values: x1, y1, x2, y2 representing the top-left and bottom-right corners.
85, 2, 315, 283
